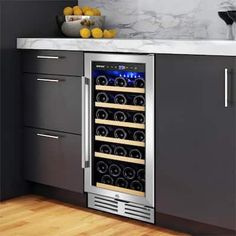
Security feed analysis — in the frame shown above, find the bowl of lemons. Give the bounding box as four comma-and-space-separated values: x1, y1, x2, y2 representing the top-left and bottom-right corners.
57, 5, 116, 38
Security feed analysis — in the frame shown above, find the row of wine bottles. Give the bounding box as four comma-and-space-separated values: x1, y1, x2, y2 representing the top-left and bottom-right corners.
96, 92, 145, 106
96, 125, 145, 142
96, 109, 145, 123
96, 75, 145, 88
101, 175, 144, 191
99, 144, 144, 159
97, 161, 145, 191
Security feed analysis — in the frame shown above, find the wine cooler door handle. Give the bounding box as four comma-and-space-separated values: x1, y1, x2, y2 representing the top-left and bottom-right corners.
82, 76, 90, 168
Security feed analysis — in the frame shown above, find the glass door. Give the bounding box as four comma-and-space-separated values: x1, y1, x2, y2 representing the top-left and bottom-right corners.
84, 53, 155, 208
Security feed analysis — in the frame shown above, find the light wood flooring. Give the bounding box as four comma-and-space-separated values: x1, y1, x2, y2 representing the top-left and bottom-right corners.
0, 195, 189, 236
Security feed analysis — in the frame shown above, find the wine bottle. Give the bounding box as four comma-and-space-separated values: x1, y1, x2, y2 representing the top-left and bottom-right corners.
133, 95, 145, 106
114, 94, 127, 105
130, 180, 143, 191
129, 149, 142, 159
114, 128, 127, 139
137, 169, 145, 182
96, 92, 109, 103
115, 177, 128, 188
96, 109, 108, 120
114, 111, 127, 122
101, 174, 114, 185
134, 78, 145, 88
133, 130, 145, 142
123, 167, 136, 180
96, 126, 109, 137
114, 77, 127, 87
133, 113, 145, 124
114, 146, 127, 156
96, 161, 108, 174
96, 75, 108, 86
100, 144, 112, 154
109, 164, 121, 177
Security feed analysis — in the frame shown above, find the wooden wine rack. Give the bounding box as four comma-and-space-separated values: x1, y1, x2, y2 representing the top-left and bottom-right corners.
96, 182, 145, 197
95, 119, 145, 129
96, 85, 145, 94
95, 136, 145, 147
95, 102, 145, 112
95, 152, 145, 165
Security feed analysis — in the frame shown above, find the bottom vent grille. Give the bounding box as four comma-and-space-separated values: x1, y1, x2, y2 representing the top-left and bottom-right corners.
94, 195, 118, 213
88, 193, 154, 224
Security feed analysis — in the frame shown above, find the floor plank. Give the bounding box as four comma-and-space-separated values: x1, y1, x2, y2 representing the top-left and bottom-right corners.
0, 195, 189, 236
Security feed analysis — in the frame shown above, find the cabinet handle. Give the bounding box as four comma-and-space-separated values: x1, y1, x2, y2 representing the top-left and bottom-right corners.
36, 133, 59, 139
37, 78, 61, 83
225, 68, 229, 108
37, 55, 60, 60
81, 76, 90, 169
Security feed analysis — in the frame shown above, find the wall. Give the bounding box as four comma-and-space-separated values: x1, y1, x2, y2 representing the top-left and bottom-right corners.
77, 0, 236, 39
0, 0, 76, 200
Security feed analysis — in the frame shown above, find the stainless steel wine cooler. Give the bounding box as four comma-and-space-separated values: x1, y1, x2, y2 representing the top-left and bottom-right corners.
83, 53, 155, 223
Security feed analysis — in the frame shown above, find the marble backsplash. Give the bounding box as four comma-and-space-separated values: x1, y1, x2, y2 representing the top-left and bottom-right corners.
77, 0, 236, 39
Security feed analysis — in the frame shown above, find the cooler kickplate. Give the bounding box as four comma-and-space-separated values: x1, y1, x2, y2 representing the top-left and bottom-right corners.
88, 193, 155, 224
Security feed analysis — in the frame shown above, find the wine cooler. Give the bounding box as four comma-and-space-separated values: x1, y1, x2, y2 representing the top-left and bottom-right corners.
83, 53, 155, 223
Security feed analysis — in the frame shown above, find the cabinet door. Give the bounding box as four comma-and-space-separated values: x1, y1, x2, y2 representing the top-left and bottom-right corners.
155, 55, 236, 230
23, 74, 81, 134
24, 128, 83, 193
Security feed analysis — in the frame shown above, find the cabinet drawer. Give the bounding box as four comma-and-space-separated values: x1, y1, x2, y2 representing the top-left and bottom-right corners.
24, 128, 83, 193
23, 74, 81, 134
22, 50, 83, 76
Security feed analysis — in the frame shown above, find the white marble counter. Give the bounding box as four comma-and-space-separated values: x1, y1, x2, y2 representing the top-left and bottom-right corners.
17, 38, 236, 56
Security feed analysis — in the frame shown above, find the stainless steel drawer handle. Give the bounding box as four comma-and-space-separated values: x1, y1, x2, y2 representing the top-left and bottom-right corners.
36, 133, 59, 139
225, 68, 229, 108
37, 55, 60, 60
37, 78, 60, 83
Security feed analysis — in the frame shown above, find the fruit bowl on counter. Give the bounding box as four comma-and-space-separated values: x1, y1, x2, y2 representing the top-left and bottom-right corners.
57, 5, 116, 38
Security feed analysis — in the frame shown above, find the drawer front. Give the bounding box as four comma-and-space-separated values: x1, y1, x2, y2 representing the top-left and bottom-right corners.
23, 74, 81, 134
22, 50, 83, 76
24, 128, 83, 193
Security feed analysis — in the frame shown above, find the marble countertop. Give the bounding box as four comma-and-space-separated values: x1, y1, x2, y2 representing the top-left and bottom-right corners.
17, 38, 236, 56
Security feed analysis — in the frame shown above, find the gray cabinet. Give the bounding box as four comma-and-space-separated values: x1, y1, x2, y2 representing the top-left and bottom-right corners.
24, 128, 83, 193
23, 74, 82, 134
22, 50, 83, 76
22, 50, 84, 194
155, 55, 236, 230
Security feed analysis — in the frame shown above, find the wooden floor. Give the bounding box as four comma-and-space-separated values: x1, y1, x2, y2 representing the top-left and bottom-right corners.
0, 195, 188, 236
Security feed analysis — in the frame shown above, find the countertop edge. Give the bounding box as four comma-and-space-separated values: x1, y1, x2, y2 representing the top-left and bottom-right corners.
17, 38, 236, 56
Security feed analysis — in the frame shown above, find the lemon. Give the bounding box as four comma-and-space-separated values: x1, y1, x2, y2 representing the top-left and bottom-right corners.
80, 28, 91, 38
104, 29, 117, 38
109, 29, 117, 37
74, 7, 83, 15
92, 8, 101, 16
63, 6, 73, 16
91, 28, 103, 38
82, 6, 91, 14
84, 9, 94, 16
103, 30, 113, 38
73, 5, 80, 11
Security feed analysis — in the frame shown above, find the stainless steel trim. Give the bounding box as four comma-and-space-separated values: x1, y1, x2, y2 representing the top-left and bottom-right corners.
36, 133, 59, 139
84, 53, 155, 208
81, 76, 90, 169
88, 193, 155, 224
37, 78, 60, 83
37, 55, 60, 60
225, 68, 229, 108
